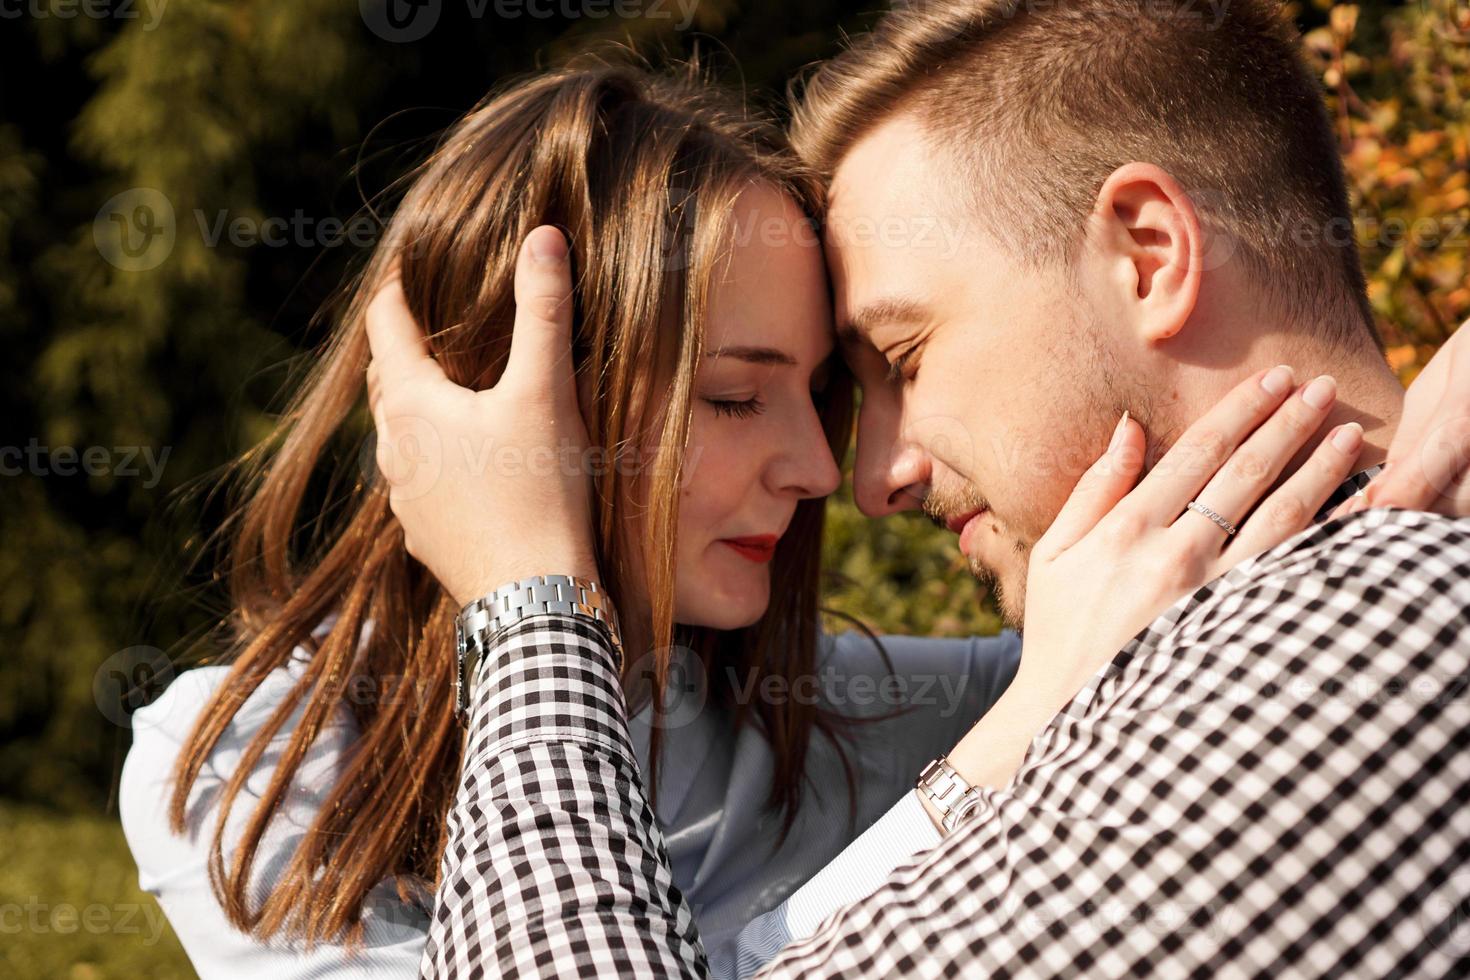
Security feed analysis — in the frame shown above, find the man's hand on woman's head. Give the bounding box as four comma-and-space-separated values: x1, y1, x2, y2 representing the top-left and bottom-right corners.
1334, 319, 1470, 519
363, 226, 600, 607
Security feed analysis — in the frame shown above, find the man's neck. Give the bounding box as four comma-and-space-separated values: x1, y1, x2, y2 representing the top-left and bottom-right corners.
1153, 311, 1404, 484
1276, 345, 1402, 478
1150, 269, 1408, 465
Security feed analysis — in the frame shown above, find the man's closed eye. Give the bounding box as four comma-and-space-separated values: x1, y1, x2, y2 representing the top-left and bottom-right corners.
886, 346, 921, 385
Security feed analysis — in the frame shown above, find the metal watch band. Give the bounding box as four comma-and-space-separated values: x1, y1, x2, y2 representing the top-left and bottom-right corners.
454, 573, 624, 725
916, 756, 987, 835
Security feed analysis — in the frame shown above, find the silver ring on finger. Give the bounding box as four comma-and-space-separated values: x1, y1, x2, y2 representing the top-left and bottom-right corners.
1185, 500, 1238, 536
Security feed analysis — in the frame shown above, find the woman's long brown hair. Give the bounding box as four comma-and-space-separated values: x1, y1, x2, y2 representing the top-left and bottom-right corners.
164, 53, 860, 953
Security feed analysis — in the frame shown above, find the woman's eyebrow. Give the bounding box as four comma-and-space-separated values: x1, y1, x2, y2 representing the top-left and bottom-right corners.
704, 346, 798, 366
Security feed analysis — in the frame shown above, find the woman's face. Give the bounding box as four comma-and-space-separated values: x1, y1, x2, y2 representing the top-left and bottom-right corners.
672, 185, 842, 629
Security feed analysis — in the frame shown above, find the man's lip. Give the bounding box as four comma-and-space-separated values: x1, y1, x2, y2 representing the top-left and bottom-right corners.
944, 509, 985, 535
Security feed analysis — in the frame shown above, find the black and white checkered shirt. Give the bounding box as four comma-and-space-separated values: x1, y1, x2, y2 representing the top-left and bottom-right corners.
419, 501, 1470, 978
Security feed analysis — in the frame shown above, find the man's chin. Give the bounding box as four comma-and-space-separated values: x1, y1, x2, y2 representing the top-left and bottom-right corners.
964, 537, 1030, 630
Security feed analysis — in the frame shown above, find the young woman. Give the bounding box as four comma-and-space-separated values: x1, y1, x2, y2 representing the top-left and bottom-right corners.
118, 55, 1444, 979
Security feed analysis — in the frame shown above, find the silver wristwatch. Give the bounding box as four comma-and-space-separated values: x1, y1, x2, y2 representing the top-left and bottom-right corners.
454, 573, 623, 724
916, 757, 986, 835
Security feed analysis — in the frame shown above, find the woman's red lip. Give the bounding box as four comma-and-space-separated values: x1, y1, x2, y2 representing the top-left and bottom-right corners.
720, 536, 778, 563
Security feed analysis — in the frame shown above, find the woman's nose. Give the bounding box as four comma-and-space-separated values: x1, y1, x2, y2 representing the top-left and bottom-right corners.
773, 408, 843, 500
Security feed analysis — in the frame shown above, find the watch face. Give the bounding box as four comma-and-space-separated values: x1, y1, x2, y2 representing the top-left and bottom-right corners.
951, 790, 984, 828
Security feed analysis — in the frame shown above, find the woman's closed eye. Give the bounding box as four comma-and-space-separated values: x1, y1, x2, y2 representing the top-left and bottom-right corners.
705, 396, 767, 419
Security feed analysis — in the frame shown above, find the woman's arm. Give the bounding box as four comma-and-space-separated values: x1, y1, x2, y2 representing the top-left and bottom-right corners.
931, 366, 1372, 824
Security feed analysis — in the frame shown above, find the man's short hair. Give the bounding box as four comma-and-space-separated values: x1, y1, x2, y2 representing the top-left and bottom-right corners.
792, 0, 1380, 348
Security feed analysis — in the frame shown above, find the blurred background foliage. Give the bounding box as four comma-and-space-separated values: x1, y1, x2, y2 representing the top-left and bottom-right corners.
0, 0, 1462, 975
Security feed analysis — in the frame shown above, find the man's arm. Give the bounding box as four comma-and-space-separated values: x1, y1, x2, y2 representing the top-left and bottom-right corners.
756, 508, 1470, 977
422, 511, 1470, 978
418, 614, 708, 978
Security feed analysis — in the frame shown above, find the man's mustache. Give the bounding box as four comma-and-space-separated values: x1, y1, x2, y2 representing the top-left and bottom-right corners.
920, 483, 990, 530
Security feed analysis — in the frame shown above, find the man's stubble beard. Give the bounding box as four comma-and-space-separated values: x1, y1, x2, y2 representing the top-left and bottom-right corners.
920, 477, 1030, 627
966, 533, 1031, 630
965, 307, 1161, 633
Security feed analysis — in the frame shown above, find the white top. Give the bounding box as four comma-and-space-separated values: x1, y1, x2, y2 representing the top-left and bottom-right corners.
120, 617, 1021, 979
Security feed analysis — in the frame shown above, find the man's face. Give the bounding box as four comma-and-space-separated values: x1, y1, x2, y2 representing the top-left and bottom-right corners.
825, 113, 1125, 624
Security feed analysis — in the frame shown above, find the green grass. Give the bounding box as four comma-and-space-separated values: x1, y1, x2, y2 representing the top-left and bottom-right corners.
0, 801, 193, 979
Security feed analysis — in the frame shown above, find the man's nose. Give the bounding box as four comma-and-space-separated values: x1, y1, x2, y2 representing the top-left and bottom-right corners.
851, 390, 933, 516
853, 439, 929, 516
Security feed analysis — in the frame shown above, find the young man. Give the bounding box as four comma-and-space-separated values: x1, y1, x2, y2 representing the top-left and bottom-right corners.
413, 2, 1470, 976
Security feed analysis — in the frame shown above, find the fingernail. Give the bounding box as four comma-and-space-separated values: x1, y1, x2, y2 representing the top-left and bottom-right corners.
1332, 421, 1363, 453
1109, 410, 1131, 452
528, 227, 568, 264
1261, 365, 1294, 395
1302, 374, 1337, 410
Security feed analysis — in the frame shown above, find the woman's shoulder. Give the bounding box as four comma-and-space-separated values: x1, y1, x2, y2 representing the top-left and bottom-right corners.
118, 615, 433, 971
123, 615, 348, 783
119, 618, 359, 887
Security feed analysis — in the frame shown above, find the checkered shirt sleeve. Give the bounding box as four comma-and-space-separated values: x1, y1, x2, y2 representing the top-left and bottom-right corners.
423, 507, 1470, 978
418, 614, 708, 979
759, 508, 1470, 978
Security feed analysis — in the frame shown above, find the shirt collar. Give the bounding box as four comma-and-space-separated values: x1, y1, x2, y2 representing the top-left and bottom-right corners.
1313, 464, 1385, 523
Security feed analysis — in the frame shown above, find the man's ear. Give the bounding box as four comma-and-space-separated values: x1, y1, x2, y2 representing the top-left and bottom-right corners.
1081, 162, 1204, 345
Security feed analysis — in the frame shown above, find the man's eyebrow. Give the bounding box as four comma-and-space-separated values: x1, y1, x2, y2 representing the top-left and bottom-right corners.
704, 345, 798, 366
836, 297, 930, 348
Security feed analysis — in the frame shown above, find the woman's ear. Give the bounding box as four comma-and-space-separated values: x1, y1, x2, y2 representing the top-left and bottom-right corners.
1080, 162, 1204, 346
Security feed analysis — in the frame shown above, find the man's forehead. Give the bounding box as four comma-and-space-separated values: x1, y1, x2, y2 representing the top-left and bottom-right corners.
822, 117, 950, 347
822, 114, 968, 285
828, 111, 942, 203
